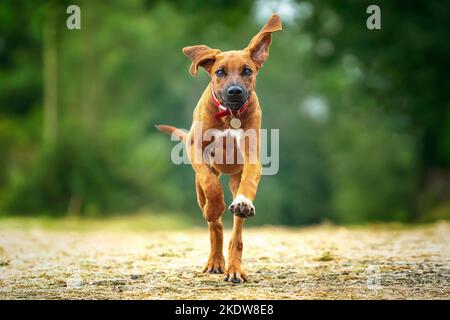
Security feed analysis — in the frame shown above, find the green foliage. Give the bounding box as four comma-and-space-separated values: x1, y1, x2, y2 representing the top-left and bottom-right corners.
4, 123, 176, 215
325, 109, 416, 222
0, 0, 448, 223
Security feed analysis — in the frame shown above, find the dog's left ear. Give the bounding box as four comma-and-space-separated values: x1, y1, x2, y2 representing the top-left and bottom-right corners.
246, 14, 282, 69
183, 45, 221, 76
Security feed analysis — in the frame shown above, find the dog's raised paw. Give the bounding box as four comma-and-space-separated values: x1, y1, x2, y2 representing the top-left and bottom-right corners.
228, 195, 255, 218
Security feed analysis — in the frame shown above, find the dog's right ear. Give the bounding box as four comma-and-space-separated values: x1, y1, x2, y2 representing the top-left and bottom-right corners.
183, 45, 221, 76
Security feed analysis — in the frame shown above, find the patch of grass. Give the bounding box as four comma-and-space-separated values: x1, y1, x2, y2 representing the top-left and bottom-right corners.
0, 246, 10, 266
316, 251, 335, 262
0, 212, 194, 232
0, 260, 10, 267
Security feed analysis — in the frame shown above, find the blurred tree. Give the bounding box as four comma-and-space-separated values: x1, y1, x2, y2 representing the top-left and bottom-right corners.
302, 0, 450, 218
0, 0, 448, 223
43, 1, 59, 146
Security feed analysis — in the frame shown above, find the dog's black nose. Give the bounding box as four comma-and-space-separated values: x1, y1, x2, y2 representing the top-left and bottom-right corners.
226, 85, 243, 97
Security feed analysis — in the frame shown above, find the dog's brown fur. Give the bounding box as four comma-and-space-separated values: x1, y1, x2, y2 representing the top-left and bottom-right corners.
157, 14, 282, 283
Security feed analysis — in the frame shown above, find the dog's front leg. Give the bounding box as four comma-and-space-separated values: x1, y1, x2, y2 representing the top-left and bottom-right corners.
228, 126, 262, 218
224, 172, 246, 283
226, 127, 262, 283
228, 162, 262, 218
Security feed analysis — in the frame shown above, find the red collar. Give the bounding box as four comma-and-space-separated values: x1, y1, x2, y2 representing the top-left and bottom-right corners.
210, 83, 251, 120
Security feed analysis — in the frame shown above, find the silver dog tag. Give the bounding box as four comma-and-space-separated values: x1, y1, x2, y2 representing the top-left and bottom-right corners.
230, 117, 241, 129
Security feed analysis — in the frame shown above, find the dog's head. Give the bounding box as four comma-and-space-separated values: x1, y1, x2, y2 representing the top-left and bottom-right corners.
183, 14, 282, 110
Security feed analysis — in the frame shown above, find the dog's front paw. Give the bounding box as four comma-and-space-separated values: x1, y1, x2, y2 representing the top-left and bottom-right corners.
228, 195, 255, 218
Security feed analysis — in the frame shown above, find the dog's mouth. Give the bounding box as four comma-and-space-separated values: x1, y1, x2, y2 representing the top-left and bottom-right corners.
223, 101, 245, 110
220, 95, 249, 110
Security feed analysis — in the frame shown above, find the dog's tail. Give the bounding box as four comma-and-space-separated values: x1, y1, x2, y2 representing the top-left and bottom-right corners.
155, 124, 187, 142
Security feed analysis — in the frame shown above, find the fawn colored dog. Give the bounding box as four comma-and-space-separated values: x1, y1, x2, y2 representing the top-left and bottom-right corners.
157, 14, 282, 283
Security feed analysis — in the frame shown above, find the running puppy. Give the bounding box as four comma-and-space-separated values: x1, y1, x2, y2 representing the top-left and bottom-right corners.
157, 14, 282, 283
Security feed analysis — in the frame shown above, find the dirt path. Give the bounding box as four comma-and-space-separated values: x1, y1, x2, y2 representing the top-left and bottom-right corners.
0, 222, 449, 299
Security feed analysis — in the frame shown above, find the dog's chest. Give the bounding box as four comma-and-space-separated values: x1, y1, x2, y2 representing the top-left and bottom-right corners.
204, 128, 244, 165
206, 128, 243, 150
216, 128, 243, 141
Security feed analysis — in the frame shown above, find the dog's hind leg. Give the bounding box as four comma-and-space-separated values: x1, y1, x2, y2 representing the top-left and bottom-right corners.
190, 168, 225, 223
195, 176, 206, 210
224, 172, 247, 283
203, 217, 225, 274
197, 174, 225, 274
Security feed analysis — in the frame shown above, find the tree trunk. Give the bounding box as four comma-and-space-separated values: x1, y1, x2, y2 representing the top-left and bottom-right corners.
43, 3, 58, 146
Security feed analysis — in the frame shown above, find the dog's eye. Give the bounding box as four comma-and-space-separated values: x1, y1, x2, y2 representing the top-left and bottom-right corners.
242, 67, 253, 76
215, 69, 225, 77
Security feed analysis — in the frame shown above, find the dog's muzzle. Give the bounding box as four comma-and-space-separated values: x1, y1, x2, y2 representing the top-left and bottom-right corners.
221, 85, 249, 110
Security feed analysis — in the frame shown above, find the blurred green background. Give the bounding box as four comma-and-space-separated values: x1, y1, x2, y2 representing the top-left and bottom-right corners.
0, 0, 449, 226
